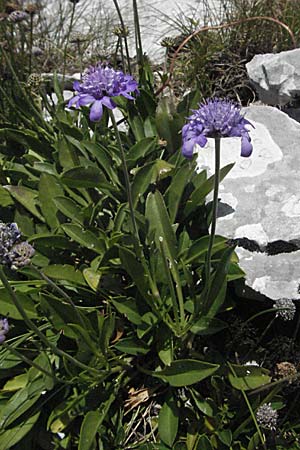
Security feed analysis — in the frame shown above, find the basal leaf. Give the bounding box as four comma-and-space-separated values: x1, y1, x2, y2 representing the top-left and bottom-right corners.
60, 166, 106, 188
114, 337, 149, 355
184, 163, 234, 217
39, 173, 64, 228
158, 394, 179, 447
62, 224, 105, 254
152, 359, 219, 387
0, 412, 40, 450
4, 185, 44, 221
145, 190, 177, 261
42, 264, 86, 286
228, 365, 271, 391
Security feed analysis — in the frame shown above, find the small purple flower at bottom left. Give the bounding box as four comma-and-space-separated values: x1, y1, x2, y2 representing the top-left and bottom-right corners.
0, 318, 9, 344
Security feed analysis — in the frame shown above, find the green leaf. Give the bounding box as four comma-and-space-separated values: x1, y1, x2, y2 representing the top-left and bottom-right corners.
190, 390, 215, 418
60, 166, 106, 188
132, 161, 174, 207
40, 294, 86, 339
0, 128, 51, 155
83, 268, 101, 291
82, 141, 119, 184
158, 394, 179, 447
119, 247, 152, 303
127, 137, 157, 168
228, 365, 271, 391
111, 298, 142, 326
190, 317, 227, 335
146, 190, 177, 260
0, 385, 42, 428
79, 411, 102, 450
155, 106, 183, 153
165, 164, 193, 223
114, 337, 149, 355
152, 359, 219, 387
54, 196, 85, 225
205, 246, 235, 317
157, 326, 173, 366
195, 435, 213, 450
182, 235, 228, 264
79, 393, 116, 450
0, 412, 40, 450
1, 373, 28, 392
0, 186, 13, 207
39, 173, 64, 228
184, 163, 234, 217
42, 264, 86, 286
62, 224, 105, 254
0, 288, 37, 320
217, 430, 232, 446
4, 185, 44, 221
29, 233, 71, 249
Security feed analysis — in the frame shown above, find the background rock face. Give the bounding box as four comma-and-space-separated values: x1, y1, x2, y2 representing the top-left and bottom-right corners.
196, 105, 300, 300
246, 48, 300, 106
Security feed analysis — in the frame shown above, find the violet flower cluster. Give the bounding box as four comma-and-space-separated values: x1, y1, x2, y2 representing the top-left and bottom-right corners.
0, 222, 34, 270
0, 318, 9, 344
182, 98, 254, 159
68, 63, 139, 122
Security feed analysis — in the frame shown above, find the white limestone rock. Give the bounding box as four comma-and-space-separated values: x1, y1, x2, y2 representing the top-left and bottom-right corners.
246, 48, 300, 106
196, 105, 300, 300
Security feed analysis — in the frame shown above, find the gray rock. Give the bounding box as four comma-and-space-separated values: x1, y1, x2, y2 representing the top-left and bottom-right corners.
246, 48, 300, 106
196, 105, 300, 300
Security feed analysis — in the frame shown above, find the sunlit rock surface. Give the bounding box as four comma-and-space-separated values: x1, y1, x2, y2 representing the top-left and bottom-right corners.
246, 48, 300, 106
196, 105, 300, 300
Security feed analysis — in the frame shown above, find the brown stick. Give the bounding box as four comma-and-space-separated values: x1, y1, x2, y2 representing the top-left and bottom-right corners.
155, 16, 296, 96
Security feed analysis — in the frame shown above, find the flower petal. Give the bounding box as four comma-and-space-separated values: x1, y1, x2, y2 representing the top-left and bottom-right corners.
77, 94, 95, 106
101, 96, 116, 110
182, 138, 197, 159
122, 92, 135, 100
73, 80, 81, 91
241, 135, 253, 157
89, 100, 103, 122
68, 95, 80, 108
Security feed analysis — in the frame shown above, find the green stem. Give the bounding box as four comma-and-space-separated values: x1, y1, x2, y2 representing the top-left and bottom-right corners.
112, 0, 132, 74
159, 238, 180, 332
202, 137, 221, 312
32, 266, 86, 330
132, 0, 143, 68
29, 14, 34, 74
228, 362, 267, 450
62, 1, 76, 82
2, 342, 69, 384
109, 110, 138, 240
0, 266, 97, 374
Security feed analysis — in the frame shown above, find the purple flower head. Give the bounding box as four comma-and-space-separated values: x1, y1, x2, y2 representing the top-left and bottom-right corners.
0, 222, 34, 269
0, 318, 9, 344
182, 98, 254, 159
68, 63, 139, 122
0, 222, 21, 265
8, 241, 35, 270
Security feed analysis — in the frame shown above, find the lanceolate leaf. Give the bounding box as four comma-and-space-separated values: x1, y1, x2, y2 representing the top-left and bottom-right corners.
62, 224, 106, 254
79, 392, 116, 450
228, 365, 271, 391
38, 173, 64, 229
145, 190, 177, 261
158, 394, 179, 447
184, 163, 234, 217
4, 185, 44, 221
0, 412, 40, 450
151, 359, 219, 387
